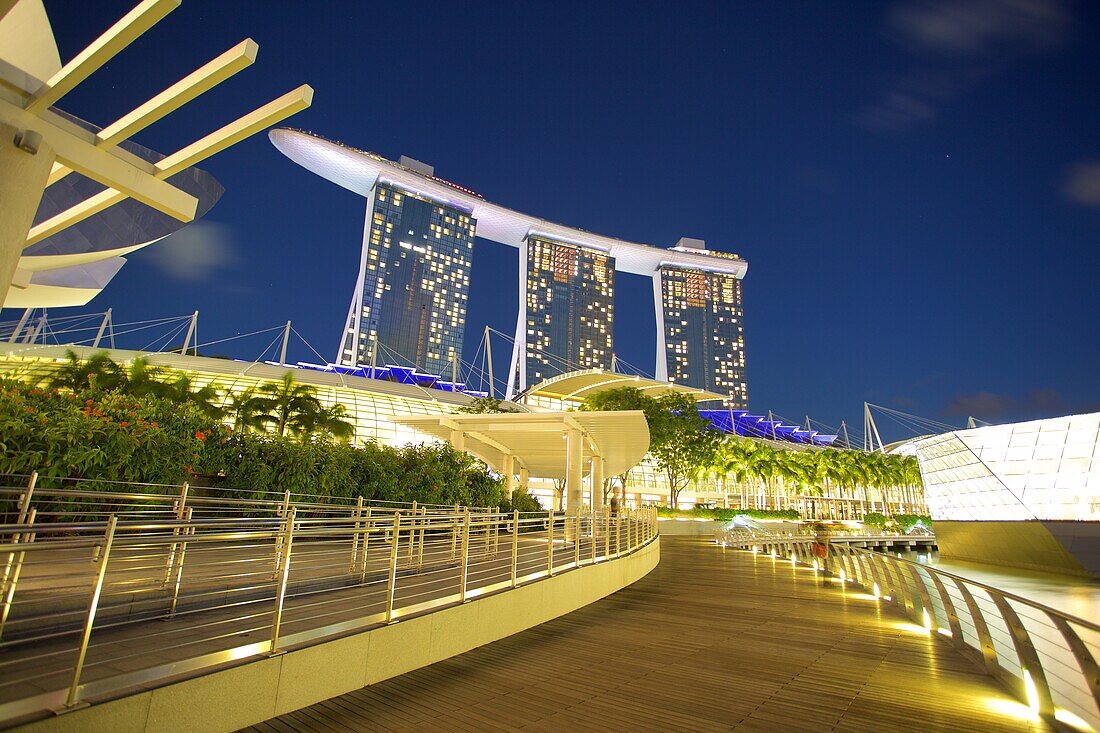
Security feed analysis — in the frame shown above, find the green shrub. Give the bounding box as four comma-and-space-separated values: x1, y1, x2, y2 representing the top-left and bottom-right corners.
862, 512, 889, 528
655, 506, 801, 521
0, 378, 504, 512
893, 513, 933, 532
500, 488, 544, 514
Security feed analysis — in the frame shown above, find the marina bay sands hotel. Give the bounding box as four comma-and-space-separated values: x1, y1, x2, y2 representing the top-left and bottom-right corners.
271, 129, 749, 407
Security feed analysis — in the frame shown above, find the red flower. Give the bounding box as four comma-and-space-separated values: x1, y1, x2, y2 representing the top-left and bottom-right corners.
120, 421, 129, 428
195, 431, 206, 441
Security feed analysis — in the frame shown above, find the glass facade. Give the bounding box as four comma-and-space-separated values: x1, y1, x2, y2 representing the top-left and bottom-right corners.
915, 413, 1100, 522
524, 236, 614, 383
338, 183, 476, 377
658, 266, 747, 407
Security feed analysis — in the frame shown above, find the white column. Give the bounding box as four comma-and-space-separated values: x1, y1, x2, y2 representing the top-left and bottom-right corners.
502, 453, 515, 501
450, 429, 465, 453
591, 455, 605, 508
0, 123, 55, 307
506, 237, 529, 398
652, 270, 668, 382
565, 429, 583, 516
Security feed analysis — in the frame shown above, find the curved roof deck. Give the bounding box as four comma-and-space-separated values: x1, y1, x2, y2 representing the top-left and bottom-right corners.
524, 369, 726, 404
269, 129, 747, 278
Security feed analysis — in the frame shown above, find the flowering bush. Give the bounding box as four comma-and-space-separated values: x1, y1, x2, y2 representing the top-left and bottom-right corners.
0, 378, 505, 511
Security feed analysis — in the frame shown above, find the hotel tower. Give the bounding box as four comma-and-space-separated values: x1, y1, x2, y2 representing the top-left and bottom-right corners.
271, 130, 749, 408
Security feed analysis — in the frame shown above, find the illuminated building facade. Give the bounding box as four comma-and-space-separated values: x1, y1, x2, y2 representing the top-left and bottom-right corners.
522, 235, 614, 384
271, 131, 751, 402
337, 177, 476, 377
913, 412, 1100, 577
654, 240, 747, 408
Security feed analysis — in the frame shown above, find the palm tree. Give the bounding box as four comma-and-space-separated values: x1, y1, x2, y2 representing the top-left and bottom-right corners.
227, 387, 266, 434
120, 357, 172, 398
165, 374, 225, 421
46, 350, 122, 392
291, 403, 355, 443
253, 372, 323, 437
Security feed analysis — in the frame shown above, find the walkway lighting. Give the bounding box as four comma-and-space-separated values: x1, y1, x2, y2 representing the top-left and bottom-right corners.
1023, 669, 1041, 716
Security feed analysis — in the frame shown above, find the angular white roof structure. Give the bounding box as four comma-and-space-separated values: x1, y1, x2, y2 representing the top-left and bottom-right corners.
269, 129, 748, 278
391, 411, 650, 480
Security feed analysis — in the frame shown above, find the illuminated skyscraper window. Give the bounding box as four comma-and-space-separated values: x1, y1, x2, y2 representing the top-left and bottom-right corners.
521, 235, 615, 384
657, 264, 747, 408
337, 182, 476, 377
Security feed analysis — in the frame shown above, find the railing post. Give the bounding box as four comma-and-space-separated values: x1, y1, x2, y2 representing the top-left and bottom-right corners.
615, 515, 621, 558
459, 510, 471, 602
494, 507, 501, 557
952, 578, 1000, 675
547, 511, 554, 577
576, 512, 585, 563
407, 502, 417, 566
385, 512, 402, 623
416, 507, 426, 572
66, 514, 118, 709
484, 509, 492, 556
167, 506, 194, 617
163, 481, 189, 586
604, 510, 610, 561
991, 593, 1055, 717
0, 471, 37, 608
359, 507, 373, 584
591, 511, 598, 565
0, 507, 36, 640
511, 510, 519, 588
273, 489, 291, 577
450, 504, 459, 560
924, 568, 964, 642
1049, 615, 1100, 723
269, 508, 297, 654
349, 496, 364, 572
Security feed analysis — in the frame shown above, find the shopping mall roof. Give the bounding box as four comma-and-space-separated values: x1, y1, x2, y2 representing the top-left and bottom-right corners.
524, 369, 726, 404
391, 411, 650, 479
269, 129, 748, 278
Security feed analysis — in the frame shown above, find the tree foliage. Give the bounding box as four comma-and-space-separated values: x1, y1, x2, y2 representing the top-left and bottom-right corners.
0, 377, 504, 511
582, 387, 719, 507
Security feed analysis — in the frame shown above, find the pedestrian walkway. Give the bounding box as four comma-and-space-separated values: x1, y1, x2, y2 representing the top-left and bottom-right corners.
244, 535, 1054, 732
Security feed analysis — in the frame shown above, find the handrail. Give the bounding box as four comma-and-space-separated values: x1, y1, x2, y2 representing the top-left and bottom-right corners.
0, 490, 659, 726
717, 529, 1100, 733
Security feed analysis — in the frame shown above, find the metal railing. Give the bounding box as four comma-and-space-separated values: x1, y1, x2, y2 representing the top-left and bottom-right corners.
718, 529, 1100, 733
0, 472, 658, 725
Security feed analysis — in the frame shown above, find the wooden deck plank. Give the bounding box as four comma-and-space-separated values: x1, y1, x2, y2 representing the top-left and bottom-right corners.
244, 536, 1055, 732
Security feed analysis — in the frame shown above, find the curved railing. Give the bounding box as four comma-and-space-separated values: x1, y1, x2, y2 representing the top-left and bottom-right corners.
719, 529, 1100, 733
0, 472, 658, 725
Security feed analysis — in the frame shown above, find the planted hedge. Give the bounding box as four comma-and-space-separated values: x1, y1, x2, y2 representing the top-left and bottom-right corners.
0, 378, 512, 512
655, 506, 803, 521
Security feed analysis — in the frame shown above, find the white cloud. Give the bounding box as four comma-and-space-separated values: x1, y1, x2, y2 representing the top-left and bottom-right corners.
856, 0, 1071, 132
1062, 161, 1100, 208
887, 0, 1070, 56
141, 221, 240, 282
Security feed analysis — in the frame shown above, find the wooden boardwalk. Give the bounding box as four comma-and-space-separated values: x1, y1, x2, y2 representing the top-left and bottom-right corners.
243, 536, 1053, 732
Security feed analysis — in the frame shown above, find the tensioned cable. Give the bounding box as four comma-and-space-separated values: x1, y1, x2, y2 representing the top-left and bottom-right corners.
868, 403, 958, 432
140, 320, 189, 354
193, 325, 285, 350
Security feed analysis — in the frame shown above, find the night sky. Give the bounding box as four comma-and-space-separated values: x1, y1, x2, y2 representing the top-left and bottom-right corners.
13, 0, 1100, 443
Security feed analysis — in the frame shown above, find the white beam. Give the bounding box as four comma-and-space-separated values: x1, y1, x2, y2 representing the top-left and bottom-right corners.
25, 85, 313, 247
1, 100, 197, 222
47, 38, 260, 186
0, 0, 18, 23
155, 84, 313, 177
25, 0, 180, 114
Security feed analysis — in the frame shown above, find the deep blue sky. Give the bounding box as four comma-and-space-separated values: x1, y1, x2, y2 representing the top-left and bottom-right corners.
15, 0, 1100, 443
